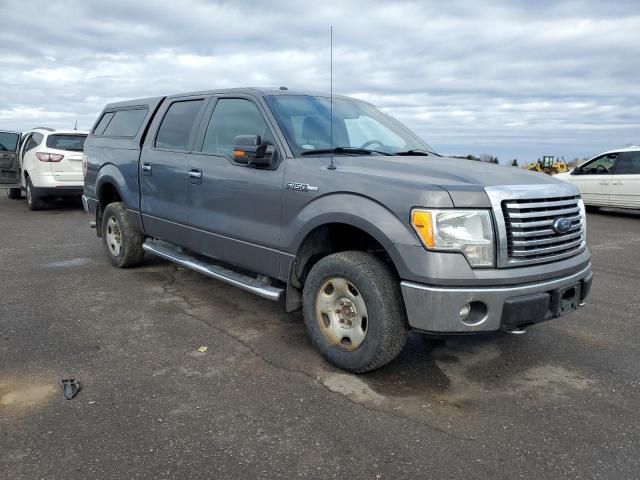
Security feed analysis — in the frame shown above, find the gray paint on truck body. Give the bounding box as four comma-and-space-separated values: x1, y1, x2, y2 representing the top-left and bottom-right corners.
83, 88, 591, 331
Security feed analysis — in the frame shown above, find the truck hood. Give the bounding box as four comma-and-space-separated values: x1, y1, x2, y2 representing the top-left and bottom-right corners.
339, 155, 563, 187
335, 155, 567, 208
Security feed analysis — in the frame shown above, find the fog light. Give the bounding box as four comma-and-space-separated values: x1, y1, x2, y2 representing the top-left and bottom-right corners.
459, 304, 471, 321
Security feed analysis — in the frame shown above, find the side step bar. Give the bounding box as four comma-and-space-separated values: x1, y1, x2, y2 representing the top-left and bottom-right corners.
142, 240, 284, 301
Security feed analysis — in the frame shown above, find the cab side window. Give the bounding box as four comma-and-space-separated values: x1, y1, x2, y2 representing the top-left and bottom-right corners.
155, 100, 205, 151
201, 98, 274, 157
579, 154, 616, 175
614, 152, 640, 175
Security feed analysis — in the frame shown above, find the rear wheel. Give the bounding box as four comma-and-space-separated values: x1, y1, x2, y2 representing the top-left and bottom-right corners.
25, 177, 45, 210
302, 251, 408, 373
101, 202, 145, 268
6, 188, 21, 200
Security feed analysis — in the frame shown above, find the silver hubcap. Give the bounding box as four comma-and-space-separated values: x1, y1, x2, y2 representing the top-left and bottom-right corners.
105, 216, 122, 256
26, 184, 32, 205
315, 277, 368, 351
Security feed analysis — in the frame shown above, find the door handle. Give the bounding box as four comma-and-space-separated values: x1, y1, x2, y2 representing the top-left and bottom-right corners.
141, 163, 152, 175
188, 168, 203, 184
599, 180, 609, 185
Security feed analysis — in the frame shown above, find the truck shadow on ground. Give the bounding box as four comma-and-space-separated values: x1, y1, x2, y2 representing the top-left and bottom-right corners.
133, 261, 597, 436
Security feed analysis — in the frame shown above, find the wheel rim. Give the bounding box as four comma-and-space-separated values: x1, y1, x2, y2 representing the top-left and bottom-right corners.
105, 216, 122, 256
315, 277, 369, 351
26, 184, 32, 205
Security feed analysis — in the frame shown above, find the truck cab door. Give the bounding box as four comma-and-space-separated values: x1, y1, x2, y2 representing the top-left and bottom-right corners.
187, 96, 286, 279
139, 96, 208, 246
0, 130, 22, 186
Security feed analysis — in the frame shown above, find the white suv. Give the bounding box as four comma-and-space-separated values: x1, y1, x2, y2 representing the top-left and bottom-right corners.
556, 146, 640, 210
0, 127, 88, 210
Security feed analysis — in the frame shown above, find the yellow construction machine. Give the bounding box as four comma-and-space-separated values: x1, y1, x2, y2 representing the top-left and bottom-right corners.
525, 155, 569, 175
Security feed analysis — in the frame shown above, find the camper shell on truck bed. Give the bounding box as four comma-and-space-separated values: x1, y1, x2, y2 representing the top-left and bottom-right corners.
82, 87, 593, 373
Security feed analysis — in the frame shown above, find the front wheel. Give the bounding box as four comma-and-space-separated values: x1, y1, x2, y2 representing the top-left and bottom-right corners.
302, 251, 408, 373
101, 202, 145, 268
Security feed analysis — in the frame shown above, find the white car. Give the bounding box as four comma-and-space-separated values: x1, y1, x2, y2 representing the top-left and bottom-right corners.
0, 127, 88, 210
555, 146, 640, 210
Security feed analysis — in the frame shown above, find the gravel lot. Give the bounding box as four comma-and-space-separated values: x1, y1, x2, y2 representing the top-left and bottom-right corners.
1, 193, 639, 479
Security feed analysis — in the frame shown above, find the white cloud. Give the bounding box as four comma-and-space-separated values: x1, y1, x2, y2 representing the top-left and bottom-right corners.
0, 0, 638, 161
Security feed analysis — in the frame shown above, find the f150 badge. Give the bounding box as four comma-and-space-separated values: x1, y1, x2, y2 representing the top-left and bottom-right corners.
285, 182, 319, 192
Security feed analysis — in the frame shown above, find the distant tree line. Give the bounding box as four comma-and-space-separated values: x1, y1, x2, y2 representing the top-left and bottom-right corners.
452, 154, 499, 164
452, 155, 589, 168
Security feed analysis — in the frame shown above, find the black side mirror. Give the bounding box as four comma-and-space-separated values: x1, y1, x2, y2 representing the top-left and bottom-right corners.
571, 167, 581, 175
233, 135, 273, 168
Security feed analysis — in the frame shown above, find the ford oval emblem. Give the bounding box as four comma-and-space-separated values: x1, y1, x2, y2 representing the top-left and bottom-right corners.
552, 217, 572, 234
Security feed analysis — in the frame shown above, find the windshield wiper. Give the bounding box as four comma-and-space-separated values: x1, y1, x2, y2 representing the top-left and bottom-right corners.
300, 147, 392, 156
394, 149, 435, 156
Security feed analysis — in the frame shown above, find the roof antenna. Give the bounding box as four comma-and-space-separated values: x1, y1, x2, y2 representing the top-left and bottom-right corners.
328, 25, 336, 171
74, 119, 78, 131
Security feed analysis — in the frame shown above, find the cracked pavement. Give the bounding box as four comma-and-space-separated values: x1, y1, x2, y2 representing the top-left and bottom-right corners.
1, 195, 639, 479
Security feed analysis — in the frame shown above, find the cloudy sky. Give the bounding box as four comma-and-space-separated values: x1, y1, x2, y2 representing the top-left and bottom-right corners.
1, 0, 638, 163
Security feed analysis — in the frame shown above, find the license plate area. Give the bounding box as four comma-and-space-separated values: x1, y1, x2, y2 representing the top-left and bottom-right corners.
557, 282, 581, 316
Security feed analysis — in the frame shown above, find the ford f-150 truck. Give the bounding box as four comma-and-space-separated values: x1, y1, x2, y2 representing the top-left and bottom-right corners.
82, 88, 592, 373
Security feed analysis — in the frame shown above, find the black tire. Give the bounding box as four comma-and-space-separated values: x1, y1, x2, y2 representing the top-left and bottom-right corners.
101, 202, 145, 268
6, 188, 21, 200
585, 205, 600, 213
25, 177, 45, 210
302, 251, 408, 373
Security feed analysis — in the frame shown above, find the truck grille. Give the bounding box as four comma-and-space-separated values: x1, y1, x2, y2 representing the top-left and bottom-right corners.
501, 195, 585, 265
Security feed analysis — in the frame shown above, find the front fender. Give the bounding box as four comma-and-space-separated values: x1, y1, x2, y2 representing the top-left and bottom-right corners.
282, 193, 420, 253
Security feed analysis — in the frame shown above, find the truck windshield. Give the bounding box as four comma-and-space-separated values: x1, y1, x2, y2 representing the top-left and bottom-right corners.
265, 95, 436, 157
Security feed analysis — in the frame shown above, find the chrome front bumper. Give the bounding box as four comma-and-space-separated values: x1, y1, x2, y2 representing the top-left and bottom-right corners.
401, 264, 593, 333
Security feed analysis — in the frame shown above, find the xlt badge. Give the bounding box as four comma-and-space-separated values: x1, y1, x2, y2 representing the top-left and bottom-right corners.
285, 182, 319, 192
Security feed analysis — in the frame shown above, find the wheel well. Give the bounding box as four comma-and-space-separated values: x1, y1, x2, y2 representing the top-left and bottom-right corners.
99, 182, 122, 210
290, 223, 398, 289
96, 183, 122, 236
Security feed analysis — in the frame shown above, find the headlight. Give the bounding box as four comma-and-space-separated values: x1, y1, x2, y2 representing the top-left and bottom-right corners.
411, 209, 495, 267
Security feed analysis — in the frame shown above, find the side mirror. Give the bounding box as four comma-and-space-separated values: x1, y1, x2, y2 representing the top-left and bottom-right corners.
233, 135, 274, 168
571, 167, 580, 175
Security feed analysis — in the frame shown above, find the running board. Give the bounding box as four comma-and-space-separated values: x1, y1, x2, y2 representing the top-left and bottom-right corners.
142, 241, 284, 301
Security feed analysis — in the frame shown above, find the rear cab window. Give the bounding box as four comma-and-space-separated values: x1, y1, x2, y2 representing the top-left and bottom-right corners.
94, 108, 147, 137
46, 134, 87, 152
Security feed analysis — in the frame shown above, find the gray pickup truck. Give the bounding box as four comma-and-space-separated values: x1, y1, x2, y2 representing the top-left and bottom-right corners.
82, 87, 592, 372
